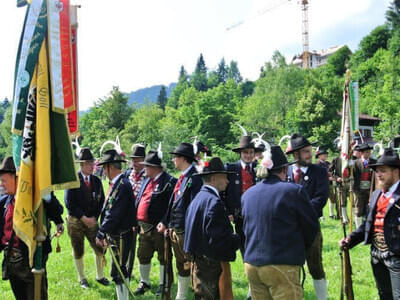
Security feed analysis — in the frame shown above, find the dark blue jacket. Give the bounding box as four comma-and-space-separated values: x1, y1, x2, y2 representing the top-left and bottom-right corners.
97, 174, 136, 239
242, 176, 319, 266
0, 193, 64, 257
184, 185, 240, 262
165, 165, 202, 229
135, 172, 176, 226
287, 164, 329, 217
64, 172, 105, 219
349, 184, 400, 254
222, 161, 256, 217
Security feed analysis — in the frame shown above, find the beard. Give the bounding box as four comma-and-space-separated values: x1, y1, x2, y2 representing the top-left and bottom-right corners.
376, 178, 394, 192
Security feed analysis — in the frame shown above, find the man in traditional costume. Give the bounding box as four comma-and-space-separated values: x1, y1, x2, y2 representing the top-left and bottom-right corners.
243, 145, 319, 299
341, 148, 400, 299
134, 149, 176, 296
65, 148, 109, 288
286, 134, 329, 300
185, 157, 240, 299
157, 142, 203, 300
0, 156, 64, 300
95, 149, 136, 300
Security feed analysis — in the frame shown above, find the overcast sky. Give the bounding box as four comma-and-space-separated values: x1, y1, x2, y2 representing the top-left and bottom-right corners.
0, 0, 391, 110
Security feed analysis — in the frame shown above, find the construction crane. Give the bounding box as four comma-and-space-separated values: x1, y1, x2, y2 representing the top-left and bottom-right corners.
226, 0, 311, 69
301, 0, 310, 69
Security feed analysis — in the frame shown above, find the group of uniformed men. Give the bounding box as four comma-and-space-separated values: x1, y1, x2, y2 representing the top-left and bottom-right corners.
1, 129, 400, 300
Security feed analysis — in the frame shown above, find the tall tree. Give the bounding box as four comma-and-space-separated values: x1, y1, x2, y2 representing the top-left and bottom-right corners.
157, 85, 168, 110
168, 66, 190, 108
217, 58, 227, 84
191, 53, 208, 91
386, 0, 400, 30
350, 25, 391, 68
227, 60, 242, 84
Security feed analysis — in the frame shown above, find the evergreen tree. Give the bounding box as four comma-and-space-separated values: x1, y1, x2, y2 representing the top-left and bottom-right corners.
191, 53, 208, 91
386, 0, 400, 31
227, 60, 242, 84
217, 58, 227, 84
157, 85, 168, 110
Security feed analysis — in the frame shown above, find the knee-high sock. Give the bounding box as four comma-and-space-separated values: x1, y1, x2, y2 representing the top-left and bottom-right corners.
176, 275, 190, 300
329, 202, 335, 217
341, 207, 349, 223
159, 265, 168, 285
95, 254, 105, 279
74, 257, 85, 282
139, 264, 151, 286
313, 278, 327, 300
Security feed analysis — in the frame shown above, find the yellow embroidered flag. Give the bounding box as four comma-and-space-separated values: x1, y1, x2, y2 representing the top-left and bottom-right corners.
14, 40, 54, 266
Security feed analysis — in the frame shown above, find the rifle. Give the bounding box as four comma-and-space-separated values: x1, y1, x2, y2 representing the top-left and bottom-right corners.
162, 231, 174, 300
340, 225, 354, 300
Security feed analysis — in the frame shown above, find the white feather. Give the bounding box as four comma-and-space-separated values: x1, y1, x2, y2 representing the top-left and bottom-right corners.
251, 132, 266, 147
374, 142, 384, 156
278, 135, 291, 146
72, 136, 81, 157
235, 123, 248, 136
157, 142, 163, 159
193, 136, 198, 155
100, 140, 118, 156
131, 143, 146, 152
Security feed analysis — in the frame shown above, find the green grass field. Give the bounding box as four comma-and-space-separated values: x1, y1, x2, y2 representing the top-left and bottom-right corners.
0, 190, 378, 299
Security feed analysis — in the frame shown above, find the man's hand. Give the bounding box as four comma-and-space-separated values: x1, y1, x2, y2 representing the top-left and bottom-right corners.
337, 177, 343, 183
56, 223, 64, 235
228, 214, 234, 223
157, 222, 166, 234
339, 237, 351, 250
81, 216, 97, 228
96, 237, 108, 249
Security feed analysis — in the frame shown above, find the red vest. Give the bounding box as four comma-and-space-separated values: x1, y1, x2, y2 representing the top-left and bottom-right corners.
1, 198, 20, 248
137, 179, 158, 222
374, 193, 391, 233
241, 167, 253, 194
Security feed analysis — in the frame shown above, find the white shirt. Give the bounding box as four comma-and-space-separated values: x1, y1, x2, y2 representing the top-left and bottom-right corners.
240, 160, 251, 170
293, 164, 308, 175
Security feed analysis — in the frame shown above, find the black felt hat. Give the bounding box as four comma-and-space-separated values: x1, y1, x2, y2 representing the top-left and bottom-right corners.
356, 143, 373, 152
232, 136, 256, 153
140, 151, 163, 168
0, 156, 16, 174
255, 143, 266, 153
130, 144, 146, 158
286, 134, 316, 154
369, 148, 400, 170
194, 157, 235, 176
170, 143, 197, 162
315, 146, 328, 159
196, 141, 212, 156
97, 149, 127, 166
267, 145, 296, 170
76, 148, 95, 162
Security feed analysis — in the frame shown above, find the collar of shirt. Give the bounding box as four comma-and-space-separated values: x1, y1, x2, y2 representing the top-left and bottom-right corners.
81, 172, 90, 180
111, 173, 123, 185
204, 184, 219, 197
240, 160, 251, 170
293, 164, 308, 174
181, 165, 193, 176
383, 180, 400, 198
153, 171, 163, 182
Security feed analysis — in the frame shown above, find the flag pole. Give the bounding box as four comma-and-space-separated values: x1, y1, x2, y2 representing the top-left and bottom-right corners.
32, 200, 46, 300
